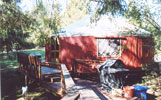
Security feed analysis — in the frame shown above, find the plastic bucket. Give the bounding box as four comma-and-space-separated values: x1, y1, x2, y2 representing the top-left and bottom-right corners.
133, 85, 149, 100
123, 86, 134, 98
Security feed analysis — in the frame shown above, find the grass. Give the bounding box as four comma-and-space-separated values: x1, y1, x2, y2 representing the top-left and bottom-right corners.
1, 49, 61, 100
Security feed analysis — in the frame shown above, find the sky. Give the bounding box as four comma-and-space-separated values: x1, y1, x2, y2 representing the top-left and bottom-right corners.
18, 0, 70, 13
18, 0, 160, 14
18, 0, 34, 12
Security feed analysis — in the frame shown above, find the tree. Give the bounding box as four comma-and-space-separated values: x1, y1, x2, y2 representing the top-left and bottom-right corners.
61, 0, 90, 27
95, 0, 127, 16
0, 1, 34, 53
29, 0, 62, 47
95, 0, 161, 53
30, 0, 90, 46
125, 0, 161, 53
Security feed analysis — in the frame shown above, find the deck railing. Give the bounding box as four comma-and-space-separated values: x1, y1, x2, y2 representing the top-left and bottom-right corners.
17, 52, 79, 100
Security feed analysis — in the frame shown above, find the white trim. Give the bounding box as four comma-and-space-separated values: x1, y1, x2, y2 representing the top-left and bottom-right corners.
97, 38, 122, 57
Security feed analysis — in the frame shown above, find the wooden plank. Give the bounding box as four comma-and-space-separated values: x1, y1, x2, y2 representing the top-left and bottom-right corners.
74, 78, 106, 100
47, 82, 61, 90
96, 37, 126, 40
74, 78, 138, 100
40, 62, 61, 68
75, 59, 104, 63
41, 66, 61, 74
51, 50, 59, 52
40, 81, 62, 95
61, 64, 80, 100
78, 87, 101, 100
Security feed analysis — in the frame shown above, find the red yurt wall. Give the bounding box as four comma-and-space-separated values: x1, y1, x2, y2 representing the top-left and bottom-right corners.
45, 36, 154, 73
121, 36, 154, 70
59, 36, 103, 72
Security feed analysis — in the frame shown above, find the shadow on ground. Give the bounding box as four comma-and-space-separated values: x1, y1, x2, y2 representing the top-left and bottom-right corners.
147, 93, 157, 100
1, 70, 61, 100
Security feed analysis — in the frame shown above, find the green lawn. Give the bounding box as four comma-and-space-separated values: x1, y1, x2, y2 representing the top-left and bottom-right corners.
1, 49, 61, 100
0, 49, 45, 71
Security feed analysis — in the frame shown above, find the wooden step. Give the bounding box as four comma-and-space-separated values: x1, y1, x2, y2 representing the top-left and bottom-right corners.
43, 76, 61, 83
50, 77, 61, 83
41, 81, 62, 95
47, 82, 61, 90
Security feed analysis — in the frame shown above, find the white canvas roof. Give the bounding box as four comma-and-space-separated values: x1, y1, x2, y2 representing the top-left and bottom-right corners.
51, 15, 152, 37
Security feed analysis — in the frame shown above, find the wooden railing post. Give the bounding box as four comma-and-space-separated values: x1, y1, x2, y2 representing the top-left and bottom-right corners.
38, 64, 41, 80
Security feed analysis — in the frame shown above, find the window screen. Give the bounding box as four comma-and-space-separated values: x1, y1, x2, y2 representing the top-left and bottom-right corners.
97, 39, 121, 57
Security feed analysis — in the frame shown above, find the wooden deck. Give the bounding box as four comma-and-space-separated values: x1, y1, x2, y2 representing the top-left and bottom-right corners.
74, 78, 106, 100
17, 52, 138, 100
74, 77, 137, 100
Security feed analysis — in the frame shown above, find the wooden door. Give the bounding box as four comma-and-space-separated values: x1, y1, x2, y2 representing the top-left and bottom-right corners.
50, 36, 60, 63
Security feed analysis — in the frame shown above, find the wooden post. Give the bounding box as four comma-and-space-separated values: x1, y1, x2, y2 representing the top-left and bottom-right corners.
38, 64, 41, 80
25, 74, 28, 86
75, 60, 77, 74
72, 60, 76, 76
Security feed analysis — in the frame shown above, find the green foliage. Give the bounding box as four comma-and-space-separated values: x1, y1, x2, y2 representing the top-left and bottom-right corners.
95, 0, 161, 53
28, 0, 89, 47
125, 0, 161, 53
96, 0, 161, 73
0, 1, 34, 52
29, 1, 62, 47
51, 3, 62, 34
140, 74, 161, 99
95, 0, 127, 16
0, 0, 90, 49
61, 0, 90, 27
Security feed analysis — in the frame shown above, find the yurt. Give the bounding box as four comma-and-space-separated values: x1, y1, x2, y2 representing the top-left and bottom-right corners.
45, 15, 154, 73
